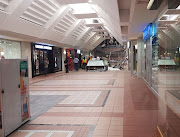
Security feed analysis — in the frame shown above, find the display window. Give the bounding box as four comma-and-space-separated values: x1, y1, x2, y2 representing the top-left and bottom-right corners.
31, 43, 53, 77
0, 39, 21, 59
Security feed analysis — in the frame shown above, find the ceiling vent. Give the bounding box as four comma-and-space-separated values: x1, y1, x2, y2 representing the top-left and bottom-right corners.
71, 24, 86, 40
20, 0, 59, 26
80, 29, 93, 42
54, 12, 76, 34
0, 0, 10, 11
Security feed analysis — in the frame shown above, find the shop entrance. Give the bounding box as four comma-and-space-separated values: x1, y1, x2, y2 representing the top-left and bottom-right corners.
32, 44, 53, 78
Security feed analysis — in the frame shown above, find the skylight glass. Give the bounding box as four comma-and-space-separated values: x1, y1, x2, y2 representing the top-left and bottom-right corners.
70, 3, 95, 14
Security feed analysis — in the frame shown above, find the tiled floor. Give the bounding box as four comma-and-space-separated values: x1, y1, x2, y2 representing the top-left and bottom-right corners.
7, 70, 180, 137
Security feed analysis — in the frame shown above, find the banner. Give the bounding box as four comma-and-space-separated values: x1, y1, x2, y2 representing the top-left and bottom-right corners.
20, 61, 30, 122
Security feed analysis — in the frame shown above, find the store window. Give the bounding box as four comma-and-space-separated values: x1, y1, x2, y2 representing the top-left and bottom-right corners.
153, 4, 180, 97
0, 39, 21, 59
31, 43, 53, 77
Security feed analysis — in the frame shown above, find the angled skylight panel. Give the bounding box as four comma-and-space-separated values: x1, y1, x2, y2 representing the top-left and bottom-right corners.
20, 0, 60, 26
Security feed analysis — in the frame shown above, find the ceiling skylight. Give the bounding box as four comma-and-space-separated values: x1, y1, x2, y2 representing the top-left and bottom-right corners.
84, 18, 102, 24
70, 3, 96, 14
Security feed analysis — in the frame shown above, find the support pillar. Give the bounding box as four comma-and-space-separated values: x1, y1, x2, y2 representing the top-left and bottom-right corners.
137, 37, 144, 78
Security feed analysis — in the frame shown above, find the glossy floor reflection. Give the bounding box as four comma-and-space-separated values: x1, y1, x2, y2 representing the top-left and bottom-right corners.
7, 69, 180, 137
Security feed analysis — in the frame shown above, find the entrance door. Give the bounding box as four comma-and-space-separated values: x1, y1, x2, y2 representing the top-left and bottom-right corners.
1, 60, 21, 136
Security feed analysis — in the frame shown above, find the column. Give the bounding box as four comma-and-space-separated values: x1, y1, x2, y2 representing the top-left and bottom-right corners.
137, 37, 145, 78
21, 42, 32, 78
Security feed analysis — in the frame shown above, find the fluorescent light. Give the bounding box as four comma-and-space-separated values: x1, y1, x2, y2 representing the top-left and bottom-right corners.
70, 3, 95, 14
147, 0, 154, 10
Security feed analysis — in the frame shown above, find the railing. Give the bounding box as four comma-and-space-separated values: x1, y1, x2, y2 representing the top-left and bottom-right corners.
156, 126, 164, 137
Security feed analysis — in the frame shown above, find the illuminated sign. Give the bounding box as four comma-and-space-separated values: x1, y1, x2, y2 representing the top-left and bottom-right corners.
35, 45, 52, 50
143, 24, 153, 41
143, 23, 157, 41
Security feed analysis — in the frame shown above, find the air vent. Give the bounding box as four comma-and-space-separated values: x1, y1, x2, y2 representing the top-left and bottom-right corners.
0, 0, 10, 11
20, 0, 59, 26
53, 12, 76, 34
70, 24, 86, 40
80, 30, 93, 42
88, 35, 98, 45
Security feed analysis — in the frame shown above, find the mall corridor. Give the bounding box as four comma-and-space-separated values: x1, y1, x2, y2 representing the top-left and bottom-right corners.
7, 70, 166, 137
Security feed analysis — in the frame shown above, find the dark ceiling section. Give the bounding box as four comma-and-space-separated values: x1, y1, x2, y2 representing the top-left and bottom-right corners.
168, 0, 180, 9
149, 0, 163, 10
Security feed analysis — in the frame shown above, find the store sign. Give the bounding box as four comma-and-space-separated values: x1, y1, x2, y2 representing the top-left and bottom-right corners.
35, 45, 52, 50
143, 23, 157, 41
143, 24, 153, 41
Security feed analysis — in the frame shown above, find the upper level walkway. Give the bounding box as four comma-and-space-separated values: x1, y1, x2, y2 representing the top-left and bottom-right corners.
8, 69, 180, 137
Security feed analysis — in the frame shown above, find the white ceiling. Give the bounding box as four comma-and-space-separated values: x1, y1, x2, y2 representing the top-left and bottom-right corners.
0, 0, 123, 51
128, 0, 168, 39
0, 0, 170, 51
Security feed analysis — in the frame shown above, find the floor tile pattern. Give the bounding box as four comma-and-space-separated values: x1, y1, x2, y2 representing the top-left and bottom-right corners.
32, 80, 110, 86
8, 70, 179, 137
9, 124, 94, 137
30, 95, 68, 120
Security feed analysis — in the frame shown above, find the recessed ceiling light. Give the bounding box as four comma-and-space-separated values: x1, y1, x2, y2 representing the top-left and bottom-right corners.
88, 0, 92, 3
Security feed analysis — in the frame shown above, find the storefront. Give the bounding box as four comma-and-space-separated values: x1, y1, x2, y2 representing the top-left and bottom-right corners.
0, 39, 21, 59
31, 43, 54, 77
54, 47, 62, 72
142, 23, 157, 88
66, 49, 76, 71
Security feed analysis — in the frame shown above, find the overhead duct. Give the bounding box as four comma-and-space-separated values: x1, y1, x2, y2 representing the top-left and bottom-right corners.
147, 0, 163, 10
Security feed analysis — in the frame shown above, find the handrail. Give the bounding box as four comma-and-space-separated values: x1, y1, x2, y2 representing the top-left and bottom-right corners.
157, 126, 164, 137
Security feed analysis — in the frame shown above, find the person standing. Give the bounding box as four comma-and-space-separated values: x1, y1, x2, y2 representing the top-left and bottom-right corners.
82, 57, 88, 69
64, 58, 69, 73
73, 56, 79, 71
44, 58, 49, 76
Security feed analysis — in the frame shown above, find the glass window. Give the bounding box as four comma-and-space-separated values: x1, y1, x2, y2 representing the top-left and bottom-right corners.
0, 40, 21, 59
